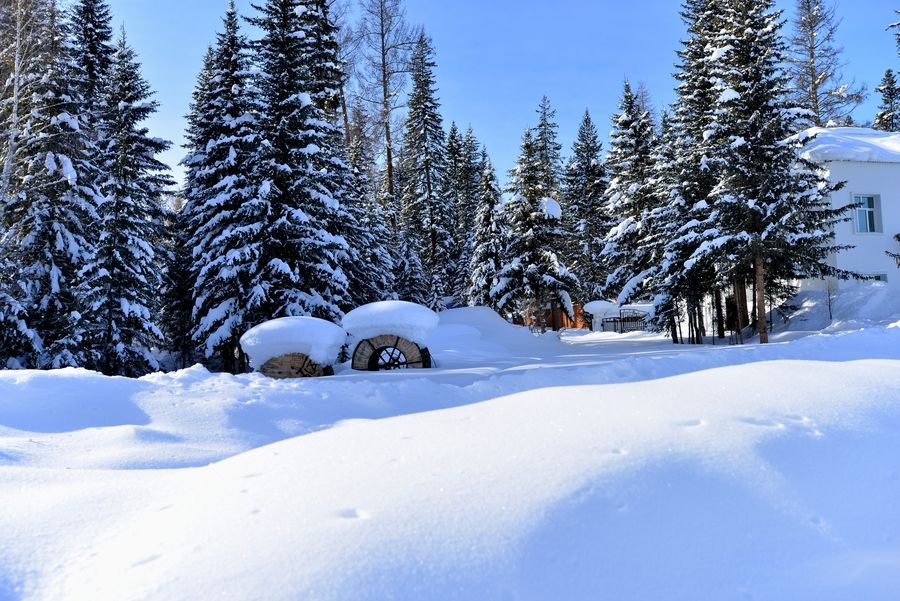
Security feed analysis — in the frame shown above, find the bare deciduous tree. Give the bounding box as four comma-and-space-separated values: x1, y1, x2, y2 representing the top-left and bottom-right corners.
787, 0, 866, 127
356, 0, 418, 202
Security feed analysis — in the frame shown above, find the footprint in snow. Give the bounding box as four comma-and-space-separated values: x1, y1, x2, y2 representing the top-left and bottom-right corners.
610, 448, 629, 456
340, 508, 371, 520
679, 419, 706, 428
741, 417, 786, 429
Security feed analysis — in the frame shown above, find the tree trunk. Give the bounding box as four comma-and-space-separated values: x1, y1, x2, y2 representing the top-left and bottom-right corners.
714, 288, 726, 339
755, 256, 769, 344
669, 315, 679, 345
735, 280, 750, 330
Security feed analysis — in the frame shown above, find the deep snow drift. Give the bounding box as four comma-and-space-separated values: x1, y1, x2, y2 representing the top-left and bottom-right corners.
0, 287, 899, 601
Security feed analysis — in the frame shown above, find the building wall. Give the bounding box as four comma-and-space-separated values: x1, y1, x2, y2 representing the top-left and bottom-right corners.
826, 161, 900, 284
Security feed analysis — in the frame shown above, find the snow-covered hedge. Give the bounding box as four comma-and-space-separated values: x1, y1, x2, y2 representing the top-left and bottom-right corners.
239, 317, 346, 369
342, 301, 439, 346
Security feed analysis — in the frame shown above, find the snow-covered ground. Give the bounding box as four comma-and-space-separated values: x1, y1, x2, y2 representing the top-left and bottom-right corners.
1, 285, 899, 600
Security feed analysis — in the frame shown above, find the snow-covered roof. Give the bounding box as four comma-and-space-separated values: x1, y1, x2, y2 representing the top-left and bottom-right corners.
240, 317, 346, 368
798, 127, 900, 164
342, 301, 439, 346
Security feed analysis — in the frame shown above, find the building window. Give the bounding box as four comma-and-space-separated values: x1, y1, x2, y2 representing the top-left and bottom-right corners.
854, 195, 882, 234
871, 274, 889, 283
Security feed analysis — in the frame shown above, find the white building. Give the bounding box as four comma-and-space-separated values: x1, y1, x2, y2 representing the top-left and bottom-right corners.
801, 127, 900, 285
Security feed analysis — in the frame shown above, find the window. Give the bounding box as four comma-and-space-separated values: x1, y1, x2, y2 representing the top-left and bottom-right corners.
854, 195, 882, 233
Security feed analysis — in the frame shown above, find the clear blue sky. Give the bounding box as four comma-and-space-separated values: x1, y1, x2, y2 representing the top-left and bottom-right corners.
107, 0, 899, 187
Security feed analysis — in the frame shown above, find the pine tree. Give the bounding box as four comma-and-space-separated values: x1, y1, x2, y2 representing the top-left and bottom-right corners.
495, 129, 578, 330
534, 96, 563, 198
159, 198, 196, 370
248, 0, 348, 322
344, 102, 395, 305
185, 3, 267, 373
562, 110, 608, 303
467, 157, 504, 309
650, 0, 727, 342
874, 69, 900, 132
600, 81, 658, 304
78, 30, 173, 376
399, 34, 453, 310
695, 0, 853, 344
445, 124, 482, 303
787, 0, 865, 127
0, 0, 99, 368
69, 0, 114, 138
392, 229, 429, 304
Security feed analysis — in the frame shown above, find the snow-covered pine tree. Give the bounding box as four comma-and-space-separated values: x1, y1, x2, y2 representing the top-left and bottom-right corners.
534, 96, 563, 198
0, 0, 100, 368
561, 110, 608, 303
345, 101, 395, 305
787, 0, 865, 127
399, 33, 453, 310
874, 69, 900, 132
392, 229, 429, 304
248, 0, 348, 322
467, 157, 504, 309
495, 128, 578, 331
78, 30, 173, 376
445, 123, 482, 303
69, 0, 114, 139
184, 4, 268, 373
159, 197, 196, 370
600, 81, 658, 305
649, 0, 727, 342
695, 0, 852, 344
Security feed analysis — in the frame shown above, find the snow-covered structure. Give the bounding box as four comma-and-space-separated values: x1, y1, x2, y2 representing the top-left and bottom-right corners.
342, 301, 439, 371
800, 127, 900, 285
239, 317, 346, 378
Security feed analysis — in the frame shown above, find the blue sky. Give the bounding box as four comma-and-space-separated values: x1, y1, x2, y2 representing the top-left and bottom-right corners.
107, 0, 899, 187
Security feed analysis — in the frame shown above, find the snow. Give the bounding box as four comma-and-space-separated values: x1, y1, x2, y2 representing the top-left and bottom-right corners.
540, 196, 562, 219
342, 300, 439, 346
239, 316, 346, 368
583, 300, 617, 317
1, 297, 900, 600
798, 126, 900, 164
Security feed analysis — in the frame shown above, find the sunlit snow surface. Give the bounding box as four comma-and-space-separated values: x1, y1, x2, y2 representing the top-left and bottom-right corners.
0, 285, 899, 601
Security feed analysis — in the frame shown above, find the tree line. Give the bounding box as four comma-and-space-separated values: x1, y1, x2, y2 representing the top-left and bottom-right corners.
0, 0, 895, 376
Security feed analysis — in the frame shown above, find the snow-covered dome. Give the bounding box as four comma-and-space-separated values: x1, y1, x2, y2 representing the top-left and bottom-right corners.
798, 127, 900, 164
583, 300, 618, 318
342, 301, 439, 346
240, 317, 346, 369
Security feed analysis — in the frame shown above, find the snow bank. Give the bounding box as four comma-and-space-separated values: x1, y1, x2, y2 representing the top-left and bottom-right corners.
342, 301, 439, 346
798, 127, 900, 164
583, 300, 617, 317
239, 317, 346, 368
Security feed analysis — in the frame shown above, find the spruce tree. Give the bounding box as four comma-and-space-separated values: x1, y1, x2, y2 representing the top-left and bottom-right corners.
874, 69, 900, 132
159, 199, 196, 370
534, 96, 563, 198
184, 3, 266, 373
600, 81, 658, 304
695, 0, 852, 344
495, 129, 578, 330
562, 110, 608, 303
399, 34, 453, 310
248, 0, 348, 322
69, 0, 114, 138
467, 157, 504, 309
78, 31, 172, 376
445, 123, 482, 303
392, 229, 429, 305
0, 0, 99, 368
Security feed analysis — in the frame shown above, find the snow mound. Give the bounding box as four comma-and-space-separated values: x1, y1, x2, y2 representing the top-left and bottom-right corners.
239, 317, 346, 368
342, 301, 439, 346
583, 300, 618, 318
798, 127, 900, 164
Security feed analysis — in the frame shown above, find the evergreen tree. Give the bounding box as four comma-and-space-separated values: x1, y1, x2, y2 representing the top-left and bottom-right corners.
561, 110, 608, 303
78, 31, 173, 376
248, 0, 348, 321
399, 34, 453, 310
695, 0, 852, 344
600, 81, 658, 304
495, 129, 578, 330
0, 0, 99, 368
534, 96, 563, 198
69, 0, 115, 138
185, 3, 267, 373
345, 102, 395, 305
159, 199, 196, 370
392, 229, 429, 304
445, 123, 482, 303
874, 69, 900, 132
467, 157, 504, 309
787, 0, 865, 127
